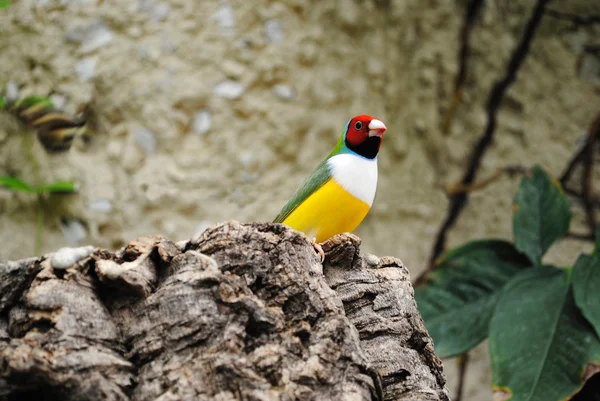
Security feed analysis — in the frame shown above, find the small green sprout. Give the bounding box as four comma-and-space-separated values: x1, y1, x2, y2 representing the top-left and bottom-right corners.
0, 176, 77, 254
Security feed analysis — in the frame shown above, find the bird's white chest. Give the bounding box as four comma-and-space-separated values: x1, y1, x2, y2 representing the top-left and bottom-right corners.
327, 153, 378, 206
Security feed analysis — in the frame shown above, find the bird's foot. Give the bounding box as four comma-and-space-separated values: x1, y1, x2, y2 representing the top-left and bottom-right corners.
312, 237, 325, 263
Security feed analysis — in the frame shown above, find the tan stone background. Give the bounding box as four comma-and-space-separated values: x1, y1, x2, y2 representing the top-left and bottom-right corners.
1, 0, 599, 399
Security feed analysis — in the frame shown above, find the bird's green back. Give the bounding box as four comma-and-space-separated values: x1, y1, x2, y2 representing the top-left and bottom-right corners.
273, 158, 332, 223
273, 124, 352, 223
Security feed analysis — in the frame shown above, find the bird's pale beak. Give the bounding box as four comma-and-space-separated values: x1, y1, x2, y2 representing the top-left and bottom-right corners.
368, 119, 387, 137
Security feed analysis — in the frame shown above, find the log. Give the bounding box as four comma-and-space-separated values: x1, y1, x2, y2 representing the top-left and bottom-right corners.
0, 221, 450, 401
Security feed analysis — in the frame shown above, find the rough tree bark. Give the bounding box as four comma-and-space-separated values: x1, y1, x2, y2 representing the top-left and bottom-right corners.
0, 221, 450, 401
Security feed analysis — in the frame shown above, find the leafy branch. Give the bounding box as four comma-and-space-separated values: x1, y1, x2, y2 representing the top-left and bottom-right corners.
416, 165, 600, 400
423, 0, 552, 282
416, 0, 600, 393
0, 94, 85, 254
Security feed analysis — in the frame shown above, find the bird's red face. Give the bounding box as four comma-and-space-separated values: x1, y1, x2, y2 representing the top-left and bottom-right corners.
344, 115, 387, 159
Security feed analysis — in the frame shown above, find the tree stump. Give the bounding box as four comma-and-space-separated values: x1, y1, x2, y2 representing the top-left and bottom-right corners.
0, 221, 450, 401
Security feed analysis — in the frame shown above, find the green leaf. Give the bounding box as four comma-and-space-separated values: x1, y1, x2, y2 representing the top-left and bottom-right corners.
0, 97, 5, 108
35, 181, 77, 194
0, 176, 36, 193
490, 267, 600, 401
14, 95, 54, 109
513, 165, 571, 264
0, 0, 10, 8
0, 177, 76, 194
573, 253, 600, 339
415, 240, 532, 358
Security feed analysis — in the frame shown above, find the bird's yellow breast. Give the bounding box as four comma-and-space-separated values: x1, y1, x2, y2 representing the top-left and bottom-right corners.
282, 179, 371, 243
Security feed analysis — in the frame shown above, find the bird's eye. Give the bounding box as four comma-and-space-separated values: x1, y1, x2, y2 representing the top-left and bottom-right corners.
354, 121, 363, 130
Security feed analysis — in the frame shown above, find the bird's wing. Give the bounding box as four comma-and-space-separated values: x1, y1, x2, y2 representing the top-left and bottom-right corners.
273, 159, 332, 223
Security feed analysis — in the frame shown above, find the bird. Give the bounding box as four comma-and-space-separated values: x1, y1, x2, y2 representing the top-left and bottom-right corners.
273, 114, 387, 261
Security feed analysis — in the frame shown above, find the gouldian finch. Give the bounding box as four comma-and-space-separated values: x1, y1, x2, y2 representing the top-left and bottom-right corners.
274, 115, 387, 260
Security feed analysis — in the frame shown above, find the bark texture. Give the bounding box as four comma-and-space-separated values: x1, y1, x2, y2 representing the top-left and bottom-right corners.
0, 221, 449, 401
